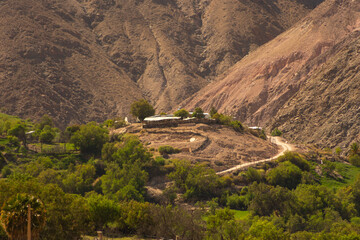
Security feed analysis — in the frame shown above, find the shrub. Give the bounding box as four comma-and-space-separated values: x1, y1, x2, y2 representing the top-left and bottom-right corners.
349, 142, 359, 157
230, 120, 244, 132
226, 194, 248, 210
210, 107, 218, 118
218, 114, 232, 125
245, 167, 263, 183
130, 99, 155, 121
349, 154, 360, 167
39, 126, 56, 144
155, 156, 165, 166
271, 128, 282, 136
192, 107, 205, 119
266, 161, 302, 189
7, 136, 20, 148
174, 109, 189, 119
277, 152, 310, 171
70, 122, 109, 156
158, 145, 180, 155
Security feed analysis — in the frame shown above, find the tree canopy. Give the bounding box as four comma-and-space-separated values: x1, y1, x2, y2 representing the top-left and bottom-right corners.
130, 99, 155, 121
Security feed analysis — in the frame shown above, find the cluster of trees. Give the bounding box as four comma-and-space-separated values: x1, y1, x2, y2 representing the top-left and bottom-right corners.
1, 110, 360, 239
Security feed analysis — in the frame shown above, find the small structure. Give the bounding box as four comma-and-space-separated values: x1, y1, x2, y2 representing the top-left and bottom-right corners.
143, 115, 181, 128
249, 126, 262, 130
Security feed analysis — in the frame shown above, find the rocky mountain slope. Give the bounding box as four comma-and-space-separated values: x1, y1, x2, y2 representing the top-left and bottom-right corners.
182, 0, 360, 148
0, 0, 321, 127
0, 0, 143, 127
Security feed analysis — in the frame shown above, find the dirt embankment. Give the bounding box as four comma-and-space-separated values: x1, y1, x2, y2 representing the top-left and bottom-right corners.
115, 123, 279, 172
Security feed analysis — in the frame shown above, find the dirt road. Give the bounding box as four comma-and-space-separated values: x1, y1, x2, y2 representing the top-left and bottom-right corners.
216, 136, 294, 175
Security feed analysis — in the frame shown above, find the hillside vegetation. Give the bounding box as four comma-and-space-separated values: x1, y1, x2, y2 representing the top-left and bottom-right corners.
0, 113, 360, 239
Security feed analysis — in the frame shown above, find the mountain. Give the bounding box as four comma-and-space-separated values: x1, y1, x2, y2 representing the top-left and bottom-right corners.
0, 0, 322, 127
0, 0, 143, 127
182, 0, 360, 148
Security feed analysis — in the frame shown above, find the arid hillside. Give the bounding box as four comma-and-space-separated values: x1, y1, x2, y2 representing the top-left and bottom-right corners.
0, 0, 144, 127
183, 0, 360, 148
0, 0, 322, 127
115, 123, 279, 172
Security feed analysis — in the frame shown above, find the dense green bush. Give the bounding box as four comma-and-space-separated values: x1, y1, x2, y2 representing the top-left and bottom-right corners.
277, 151, 310, 171
70, 122, 109, 156
168, 161, 224, 201
192, 107, 205, 119
158, 145, 180, 155
349, 154, 360, 167
130, 99, 155, 121
271, 127, 283, 136
230, 120, 244, 132
174, 109, 189, 118
266, 161, 303, 189
39, 125, 56, 144
226, 194, 248, 210
245, 167, 263, 183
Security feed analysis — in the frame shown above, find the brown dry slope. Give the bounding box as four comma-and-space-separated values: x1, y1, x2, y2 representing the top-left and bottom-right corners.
0, 0, 143, 127
86, 0, 322, 112
0, 0, 322, 126
117, 123, 279, 172
183, 0, 360, 148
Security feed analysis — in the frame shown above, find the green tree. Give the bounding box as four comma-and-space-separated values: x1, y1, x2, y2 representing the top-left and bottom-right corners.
39, 125, 56, 144
7, 123, 27, 148
206, 208, 245, 240
130, 99, 155, 121
192, 107, 205, 119
70, 122, 108, 156
35, 114, 53, 130
349, 154, 360, 167
0, 194, 46, 240
266, 161, 302, 189
6, 136, 20, 148
248, 182, 296, 217
209, 107, 218, 118
62, 164, 96, 195
168, 161, 223, 201
271, 128, 282, 136
245, 167, 263, 183
174, 109, 189, 119
349, 142, 359, 157
248, 218, 286, 240
334, 147, 342, 156
113, 135, 152, 167
277, 151, 310, 171
101, 163, 148, 202
86, 192, 119, 230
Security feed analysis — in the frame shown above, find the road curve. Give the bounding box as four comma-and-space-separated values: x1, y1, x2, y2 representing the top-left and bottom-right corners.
216, 136, 293, 175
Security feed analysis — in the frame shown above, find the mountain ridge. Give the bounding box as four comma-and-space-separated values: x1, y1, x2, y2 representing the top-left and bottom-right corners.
0, 0, 322, 127
181, 0, 360, 148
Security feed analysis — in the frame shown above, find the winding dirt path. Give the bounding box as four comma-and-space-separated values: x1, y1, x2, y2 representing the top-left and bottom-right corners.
216, 136, 294, 175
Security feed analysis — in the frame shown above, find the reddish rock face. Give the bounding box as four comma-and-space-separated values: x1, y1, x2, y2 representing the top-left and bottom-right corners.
182, 0, 360, 148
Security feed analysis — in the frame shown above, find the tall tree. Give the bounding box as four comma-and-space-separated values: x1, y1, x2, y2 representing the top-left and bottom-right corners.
7, 123, 27, 148
0, 194, 46, 240
70, 122, 108, 156
130, 99, 155, 121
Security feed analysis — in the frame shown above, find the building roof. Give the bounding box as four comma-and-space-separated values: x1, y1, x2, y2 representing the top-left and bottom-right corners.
249, 126, 262, 130
144, 115, 181, 122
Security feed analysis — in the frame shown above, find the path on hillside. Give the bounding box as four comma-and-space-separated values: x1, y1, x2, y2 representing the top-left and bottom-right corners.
216, 136, 294, 175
